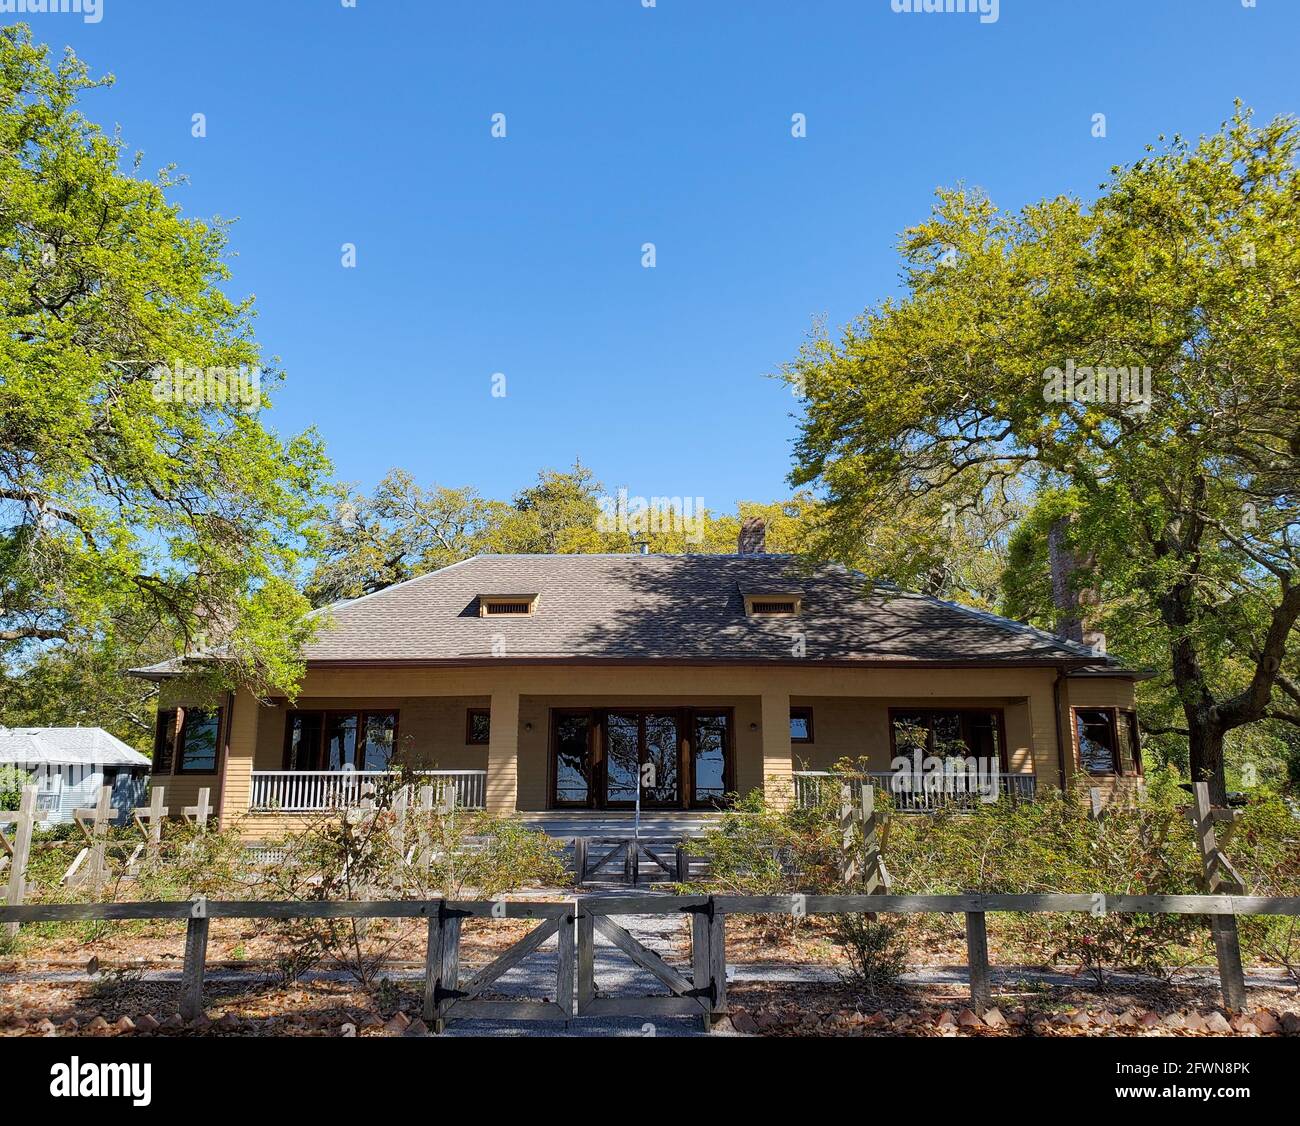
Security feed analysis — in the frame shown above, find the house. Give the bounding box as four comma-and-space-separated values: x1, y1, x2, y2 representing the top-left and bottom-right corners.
0, 727, 151, 826
129, 525, 1145, 838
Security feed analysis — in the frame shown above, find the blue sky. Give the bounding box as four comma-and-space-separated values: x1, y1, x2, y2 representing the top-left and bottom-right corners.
25, 0, 1300, 511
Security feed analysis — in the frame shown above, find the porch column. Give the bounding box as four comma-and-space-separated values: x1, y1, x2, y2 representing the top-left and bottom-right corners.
485, 690, 520, 815
760, 689, 793, 809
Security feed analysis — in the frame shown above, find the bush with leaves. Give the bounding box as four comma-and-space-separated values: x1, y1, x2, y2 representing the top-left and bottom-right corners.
250, 793, 567, 985
694, 766, 1300, 981
0, 765, 33, 811
831, 912, 909, 994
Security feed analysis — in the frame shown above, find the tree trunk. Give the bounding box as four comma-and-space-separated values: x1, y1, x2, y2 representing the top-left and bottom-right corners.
1186, 712, 1227, 805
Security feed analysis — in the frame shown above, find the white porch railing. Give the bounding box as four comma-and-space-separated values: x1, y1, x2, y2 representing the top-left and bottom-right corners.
249, 770, 487, 813
793, 770, 1037, 813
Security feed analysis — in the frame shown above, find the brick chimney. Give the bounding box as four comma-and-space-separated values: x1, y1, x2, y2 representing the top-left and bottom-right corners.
737, 516, 767, 555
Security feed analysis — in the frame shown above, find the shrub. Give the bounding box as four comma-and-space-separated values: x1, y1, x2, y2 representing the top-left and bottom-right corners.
0, 765, 32, 811
831, 912, 908, 994
249, 800, 567, 985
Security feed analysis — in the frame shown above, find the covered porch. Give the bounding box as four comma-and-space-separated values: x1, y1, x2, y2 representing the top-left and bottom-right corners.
222, 668, 1054, 832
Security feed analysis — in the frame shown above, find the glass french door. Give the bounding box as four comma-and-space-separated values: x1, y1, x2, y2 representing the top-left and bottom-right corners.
549, 708, 731, 809
602, 711, 680, 807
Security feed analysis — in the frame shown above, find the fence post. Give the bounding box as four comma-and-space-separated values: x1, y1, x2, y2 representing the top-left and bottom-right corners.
180, 899, 210, 1021
573, 838, 588, 886
184, 787, 213, 830
838, 783, 858, 884
965, 911, 991, 1016
860, 783, 891, 893
75, 785, 113, 895
691, 897, 727, 1032
391, 784, 409, 860
422, 900, 444, 1025
3, 786, 37, 939
1089, 787, 1105, 820
675, 843, 688, 884
707, 897, 727, 1031
434, 902, 462, 1034
1189, 782, 1247, 1012
134, 786, 168, 864
556, 903, 576, 1021
576, 906, 594, 1015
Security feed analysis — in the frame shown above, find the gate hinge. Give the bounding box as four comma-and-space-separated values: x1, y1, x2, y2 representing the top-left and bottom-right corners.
680, 899, 714, 921
434, 984, 467, 1003
684, 981, 717, 1005
440, 903, 473, 921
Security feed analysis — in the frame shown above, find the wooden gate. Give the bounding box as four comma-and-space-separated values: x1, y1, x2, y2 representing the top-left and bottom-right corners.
576, 895, 727, 1030
573, 837, 689, 885
420, 894, 726, 1032
422, 900, 575, 1032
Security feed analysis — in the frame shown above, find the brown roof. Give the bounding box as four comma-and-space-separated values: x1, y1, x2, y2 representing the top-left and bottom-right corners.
131, 554, 1131, 678
284, 553, 1110, 667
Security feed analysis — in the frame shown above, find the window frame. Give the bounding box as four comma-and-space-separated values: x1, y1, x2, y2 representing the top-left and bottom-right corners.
466, 708, 491, 746
153, 707, 180, 773
1072, 706, 1143, 778
281, 709, 401, 772
175, 706, 224, 775
886, 707, 1009, 771
1073, 707, 1118, 776
789, 706, 815, 744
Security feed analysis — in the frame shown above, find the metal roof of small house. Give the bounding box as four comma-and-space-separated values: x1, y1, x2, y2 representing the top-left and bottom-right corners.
132, 553, 1125, 676
0, 727, 152, 767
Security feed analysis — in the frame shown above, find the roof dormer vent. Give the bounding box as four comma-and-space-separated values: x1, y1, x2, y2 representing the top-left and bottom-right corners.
478, 594, 539, 617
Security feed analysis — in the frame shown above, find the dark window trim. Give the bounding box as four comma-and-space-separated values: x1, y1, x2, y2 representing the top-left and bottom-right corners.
466, 708, 491, 746
546, 706, 734, 811
887, 707, 1010, 772
790, 706, 815, 744
174, 706, 224, 776
153, 708, 181, 774
281, 708, 402, 771
1072, 707, 1118, 777
1121, 710, 1143, 776
1072, 706, 1143, 778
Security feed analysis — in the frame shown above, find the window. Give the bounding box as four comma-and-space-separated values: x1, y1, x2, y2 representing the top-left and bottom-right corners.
889, 709, 1004, 766
1075, 708, 1117, 775
478, 594, 538, 617
1118, 711, 1142, 775
282, 710, 399, 771
153, 706, 223, 775
153, 708, 179, 773
466, 708, 491, 745
790, 707, 814, 744
1075, 708, 1142, 776
177, 708, 221, 773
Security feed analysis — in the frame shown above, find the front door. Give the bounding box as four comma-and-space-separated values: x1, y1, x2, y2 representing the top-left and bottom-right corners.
603, 711, 680, 808
549, 708, 731, 809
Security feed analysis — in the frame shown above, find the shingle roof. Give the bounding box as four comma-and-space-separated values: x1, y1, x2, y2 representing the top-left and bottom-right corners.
0, 727, 151, 767
280, 553, 1110, 667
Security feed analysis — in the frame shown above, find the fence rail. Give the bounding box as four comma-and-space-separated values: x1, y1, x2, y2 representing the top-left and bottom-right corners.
794, 770, 1037, 812
248, 770, 487, 813
4, 892, 1295, 1030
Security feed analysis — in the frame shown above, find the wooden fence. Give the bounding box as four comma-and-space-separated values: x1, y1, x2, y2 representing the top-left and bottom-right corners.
3, 891, 1297, 1031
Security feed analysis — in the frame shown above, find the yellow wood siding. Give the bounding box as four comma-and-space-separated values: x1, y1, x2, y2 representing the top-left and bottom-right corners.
147, 663, 1127, 837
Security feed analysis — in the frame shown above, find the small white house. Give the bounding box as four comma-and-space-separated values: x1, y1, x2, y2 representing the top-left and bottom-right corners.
0, 727, 151, 825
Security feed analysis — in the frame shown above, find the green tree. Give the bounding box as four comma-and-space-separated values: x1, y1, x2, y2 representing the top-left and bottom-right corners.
306, 461, 822, 603
785, 107, 1300, 801
0, 27, 330, 697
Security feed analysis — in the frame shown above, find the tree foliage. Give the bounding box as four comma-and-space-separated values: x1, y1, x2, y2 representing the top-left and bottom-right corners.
306, 459, 822, 606
785, 107, 1300, 797
0, 26, 330, 697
